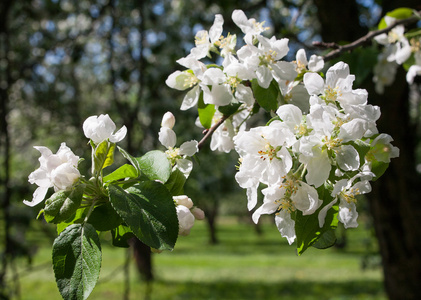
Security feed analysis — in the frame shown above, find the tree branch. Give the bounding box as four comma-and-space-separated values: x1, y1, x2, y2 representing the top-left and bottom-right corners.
197, 114, 230, 151
315, 11, 421, 61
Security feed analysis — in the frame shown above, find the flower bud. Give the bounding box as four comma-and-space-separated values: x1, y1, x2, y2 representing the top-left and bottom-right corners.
176, 205, 195, 236
173, 195, 193, 209
192, 207, 205, 220
161, 112, 176, 129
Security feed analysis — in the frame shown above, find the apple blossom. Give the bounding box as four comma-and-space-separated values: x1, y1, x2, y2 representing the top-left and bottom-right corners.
23, 143, 80, 207
190, 14, 224, 59
232, 9, 269, 45
159, 112, 198, 176
83, 114, 127, 144
173, 195, 204, 236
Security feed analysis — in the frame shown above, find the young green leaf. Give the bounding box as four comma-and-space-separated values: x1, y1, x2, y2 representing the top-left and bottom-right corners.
52, 223, 101, 300
117, 146, 141, 176
108, 181, 178, 250
198, 91, 216, 129
137, 150, 172, 183
165, 168, 187, 196
103, 164, 138, 183
92, 140, 116, 174
378, 7, 414, 29
42, 184, 85, 224
251, 79, 279, 112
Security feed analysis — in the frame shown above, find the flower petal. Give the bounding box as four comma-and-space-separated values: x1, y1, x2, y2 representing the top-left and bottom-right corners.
23, 186, 49, 207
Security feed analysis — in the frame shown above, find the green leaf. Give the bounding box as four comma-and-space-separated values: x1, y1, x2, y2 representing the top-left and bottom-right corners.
370, 160, 389, 181
378, 7, 414, 29
218, 100, 241, 116
165, 168, 187, 195
111, 224, 134, 248
118, 146, 141, 176
312, 229, 337, 249
198, 92, 216, 129
92, 141, 116, 174
251, 79, 279, 112
103, 164, 138, 183
137, 150, 172, 183
108, 181, 178, 250
56, 207, 89, 235
52, 223, 101, 300
43, 184, 85, 224
87, 202, 123, 231
295, 185, 338, 255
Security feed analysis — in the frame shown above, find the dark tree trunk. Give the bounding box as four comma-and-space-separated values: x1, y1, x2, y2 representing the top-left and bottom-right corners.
367, 70, 421, 300
205, 203, 219, 244
0, 1, 13, 298
313, 0, 366, 42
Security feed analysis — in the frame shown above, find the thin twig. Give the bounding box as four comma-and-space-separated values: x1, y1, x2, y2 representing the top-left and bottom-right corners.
315, 11, 421, 61
197, 114, 230, 151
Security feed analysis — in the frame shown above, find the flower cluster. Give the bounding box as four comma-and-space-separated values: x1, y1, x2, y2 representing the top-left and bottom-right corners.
166, 10, 323, 153
235, 62, 398, 244
168, 9, 399, 247
373, 14, 421, 92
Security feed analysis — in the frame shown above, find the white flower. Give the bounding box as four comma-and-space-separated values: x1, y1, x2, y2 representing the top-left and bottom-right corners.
252, 179, 322, 223
234, 124, 295, 206
158, 113, 198, 177
23, 143, 80, 207
237, 36, 296, 89
373, 49, 399, 94
232, 9, 269, 45
374, 17, 411, 64
83, 114, 127, 144
304, 62, 356, 107
275, 210, 296, 245
407, 51, 421, 84
209, 110, 248, 153
190, 14, 224, 59
294, 49, 324, 74
176, 205, 195, 236
330, 174, 372, 228
407, 64, 421, 84
366, 133, 400, 164
165, 56, 207, 110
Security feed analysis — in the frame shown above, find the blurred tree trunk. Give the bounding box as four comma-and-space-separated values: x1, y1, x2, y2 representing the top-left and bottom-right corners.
205, 202, 219, 244
313, 0, 421, 299
0, 0, 13, 298
368, 69, 421, 300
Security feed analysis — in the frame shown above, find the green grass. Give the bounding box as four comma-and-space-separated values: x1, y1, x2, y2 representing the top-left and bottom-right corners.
7, 216, 385, 300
